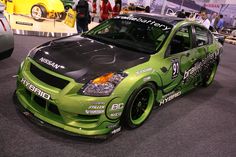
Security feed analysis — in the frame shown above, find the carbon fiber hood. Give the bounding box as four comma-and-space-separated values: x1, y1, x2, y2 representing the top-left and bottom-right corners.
31, 35, 150, 83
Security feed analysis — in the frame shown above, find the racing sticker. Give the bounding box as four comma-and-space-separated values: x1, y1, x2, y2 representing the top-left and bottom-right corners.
114, 16, 172, 31
159, 91, 181, 106
172, 59, 179, 79
21, 77, 51, 100
183, 51, 218, 83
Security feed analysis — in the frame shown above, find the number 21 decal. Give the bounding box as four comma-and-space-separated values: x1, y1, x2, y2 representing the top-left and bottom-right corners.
172, 59, 179, 79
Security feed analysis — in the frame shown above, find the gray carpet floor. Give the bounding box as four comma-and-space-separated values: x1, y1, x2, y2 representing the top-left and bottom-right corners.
0, 35, 235, 157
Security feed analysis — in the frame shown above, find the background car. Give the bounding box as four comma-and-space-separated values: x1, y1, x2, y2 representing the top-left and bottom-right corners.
14, 13, 222, 138
0, 2, 14, 60
5, 0, 65, 21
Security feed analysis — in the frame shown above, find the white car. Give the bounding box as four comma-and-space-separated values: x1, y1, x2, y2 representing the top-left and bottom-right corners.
0, 2, 14, 60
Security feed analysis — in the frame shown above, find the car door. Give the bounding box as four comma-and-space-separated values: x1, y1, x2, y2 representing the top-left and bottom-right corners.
159, 25, 196, 94
191, 25, 214, 83
193, 25, 212, 60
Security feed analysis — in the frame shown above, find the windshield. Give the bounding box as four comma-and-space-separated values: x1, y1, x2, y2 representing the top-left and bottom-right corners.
84, 16, 172, 54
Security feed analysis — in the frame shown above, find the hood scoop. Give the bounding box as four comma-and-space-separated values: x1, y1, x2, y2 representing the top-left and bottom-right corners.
89, 55, 116, 65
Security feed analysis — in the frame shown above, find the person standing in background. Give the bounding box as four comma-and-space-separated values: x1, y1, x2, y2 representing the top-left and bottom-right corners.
73, 0, 91, 33
216, 14, 224, 32
100, 0, 112, 22
92, 0, 97, 21
112, 0, 121, 17
200, 10, 210, 29
210, 12, 218, 31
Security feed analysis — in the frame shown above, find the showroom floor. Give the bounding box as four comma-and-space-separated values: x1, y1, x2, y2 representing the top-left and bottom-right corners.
0, 35, 236, 157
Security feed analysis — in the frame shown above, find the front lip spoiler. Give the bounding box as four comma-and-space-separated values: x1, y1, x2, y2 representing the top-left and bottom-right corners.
13, 92, 120, 140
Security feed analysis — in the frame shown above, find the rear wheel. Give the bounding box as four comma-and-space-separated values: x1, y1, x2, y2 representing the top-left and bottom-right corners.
202, 62, 218, 87
31, 5, 47, 22
122, 83, 156, 129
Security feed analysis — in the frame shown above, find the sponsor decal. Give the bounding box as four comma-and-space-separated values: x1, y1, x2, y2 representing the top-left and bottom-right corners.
114, 16, 172, 31
39, 57, 65, 69
86, 103, 106, 114
136, 68, 153, 75
110, 112, 122, 117
91, 102, 105, 105
88, 105, 105, 109
111, 127, 121, 134
111, 103, 124, 111
172, 59, 179, 79
183, 52, 217, 83
159, 91, 181, 106
107, 123, 119, 129
85, 110, 104, 115
21, 78, 51, 100
143, 76, 151, 82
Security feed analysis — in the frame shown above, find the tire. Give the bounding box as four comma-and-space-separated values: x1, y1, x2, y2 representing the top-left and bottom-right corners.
121, 82, 157, 129
31, 5, 47, 22
202, 62, 218, 87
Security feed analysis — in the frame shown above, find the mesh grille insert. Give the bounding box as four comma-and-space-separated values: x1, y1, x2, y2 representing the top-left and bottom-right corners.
30, 63, 69, 89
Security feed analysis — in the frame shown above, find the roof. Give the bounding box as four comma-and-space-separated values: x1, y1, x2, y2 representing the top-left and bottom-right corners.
121, 13, 184, 26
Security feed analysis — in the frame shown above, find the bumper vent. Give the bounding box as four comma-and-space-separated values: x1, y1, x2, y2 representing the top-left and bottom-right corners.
25, 89, 60, 116
30, 63, 69, 89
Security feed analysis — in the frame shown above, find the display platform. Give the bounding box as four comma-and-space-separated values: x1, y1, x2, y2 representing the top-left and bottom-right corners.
5, 12, 99, 37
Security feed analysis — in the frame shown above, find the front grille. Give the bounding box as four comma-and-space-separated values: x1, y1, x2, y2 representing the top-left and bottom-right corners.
30, 63, 69, 89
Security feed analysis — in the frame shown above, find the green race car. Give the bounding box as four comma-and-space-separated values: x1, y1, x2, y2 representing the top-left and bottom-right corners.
14, 13, 223, 138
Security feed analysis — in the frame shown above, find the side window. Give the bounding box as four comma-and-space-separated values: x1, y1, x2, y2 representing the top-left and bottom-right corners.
169, 26, 192, 55
195, 26, 209, 47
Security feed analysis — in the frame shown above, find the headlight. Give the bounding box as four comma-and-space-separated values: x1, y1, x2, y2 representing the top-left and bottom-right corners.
80, 72, 127, 96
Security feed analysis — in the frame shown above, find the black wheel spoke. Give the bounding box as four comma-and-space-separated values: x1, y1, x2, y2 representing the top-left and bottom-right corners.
131, 89, 151, 120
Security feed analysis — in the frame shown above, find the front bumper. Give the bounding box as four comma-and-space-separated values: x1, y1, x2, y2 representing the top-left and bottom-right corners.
13, 92, 119, 139
15, 58, 124, 138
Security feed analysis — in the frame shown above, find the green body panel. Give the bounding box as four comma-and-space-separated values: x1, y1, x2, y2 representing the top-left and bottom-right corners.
15, 20, 222, 137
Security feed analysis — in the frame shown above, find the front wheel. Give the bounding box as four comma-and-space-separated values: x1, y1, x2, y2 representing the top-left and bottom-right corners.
121, 82, 156, 129
31, 5, 47, 22
202, 62, 218, 87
